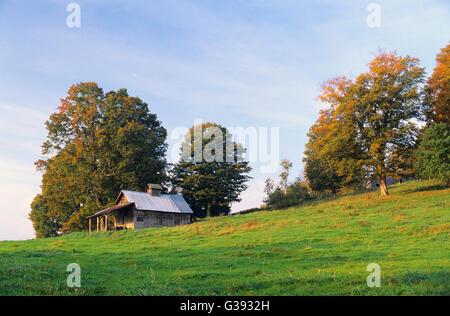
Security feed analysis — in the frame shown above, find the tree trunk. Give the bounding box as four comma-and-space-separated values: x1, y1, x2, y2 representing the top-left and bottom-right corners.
206, 203, 212, 218
380, 176, 389, 196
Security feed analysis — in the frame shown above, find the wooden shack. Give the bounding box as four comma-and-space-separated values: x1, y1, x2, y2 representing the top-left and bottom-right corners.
88, 184, 193, 232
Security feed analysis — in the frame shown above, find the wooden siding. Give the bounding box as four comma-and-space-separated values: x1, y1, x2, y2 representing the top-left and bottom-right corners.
134, 210, 191, 229
118, 194, 129, 205
115, 207, 135, 229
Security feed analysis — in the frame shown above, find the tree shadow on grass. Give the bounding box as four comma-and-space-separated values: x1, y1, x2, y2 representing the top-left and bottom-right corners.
404, 184, 448, 194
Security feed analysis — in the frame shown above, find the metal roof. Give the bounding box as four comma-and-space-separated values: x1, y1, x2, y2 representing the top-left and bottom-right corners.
121, 190, 193, 214
88, 203, 135, 218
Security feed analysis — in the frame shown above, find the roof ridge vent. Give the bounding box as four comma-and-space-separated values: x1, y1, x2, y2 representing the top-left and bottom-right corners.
146, 184, 163, 197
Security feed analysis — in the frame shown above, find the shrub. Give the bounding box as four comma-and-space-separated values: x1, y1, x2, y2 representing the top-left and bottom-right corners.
265, 182, 310, 209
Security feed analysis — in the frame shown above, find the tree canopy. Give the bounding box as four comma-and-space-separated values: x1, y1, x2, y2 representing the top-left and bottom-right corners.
424, 43, 450, 125
304, 105, 363, 194
30, 82, 168, 237
172, 123, 252, 218
414, 123, 450, 186
305, 52, 425, 196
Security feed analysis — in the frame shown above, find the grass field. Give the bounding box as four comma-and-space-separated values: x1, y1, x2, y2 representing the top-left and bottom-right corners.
0, 181, 448, 296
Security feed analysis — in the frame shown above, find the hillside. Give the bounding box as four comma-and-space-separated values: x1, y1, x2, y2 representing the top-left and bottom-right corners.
0, 181, 448, 296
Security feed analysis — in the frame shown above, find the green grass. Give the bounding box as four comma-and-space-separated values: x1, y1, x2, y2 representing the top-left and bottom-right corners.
0, 181, 449, 296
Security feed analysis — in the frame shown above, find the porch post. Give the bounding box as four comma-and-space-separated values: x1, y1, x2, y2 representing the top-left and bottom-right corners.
89, 218, 92, 234
105, 215, 108, 232
97, 217, 99, 232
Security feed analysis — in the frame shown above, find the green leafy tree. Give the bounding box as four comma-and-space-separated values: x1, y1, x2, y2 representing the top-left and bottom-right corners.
30, 82, 168, 237
304, 156, 343, 195
414, 123, 450, 186
29, 195, 60, 239
172, 123, 252, 218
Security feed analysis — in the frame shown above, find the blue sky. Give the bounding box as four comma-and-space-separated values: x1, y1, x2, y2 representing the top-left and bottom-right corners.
0, 0, 448, 240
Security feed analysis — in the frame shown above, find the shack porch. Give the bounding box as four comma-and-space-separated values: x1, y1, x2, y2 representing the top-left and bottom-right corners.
87, 203, 135, 232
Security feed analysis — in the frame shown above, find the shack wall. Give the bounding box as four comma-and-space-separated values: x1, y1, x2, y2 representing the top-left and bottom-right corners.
115, 207, 135, 229
134, 210, 190, 229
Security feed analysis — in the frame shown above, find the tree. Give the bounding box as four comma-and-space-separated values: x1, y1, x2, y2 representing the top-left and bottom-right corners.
29, 195, 60, 239
264, 161, 310, 209
304, 156, 343, 195
172, 123, 252, 218
280, 159, 293, 195
424, 43, 450, 125
414, 123, 450, 186
264, 178, 276, 197
304, 105, 363, 194
316, 53, 425, 196
30, 82, 168, 237
264, 181, 310, 209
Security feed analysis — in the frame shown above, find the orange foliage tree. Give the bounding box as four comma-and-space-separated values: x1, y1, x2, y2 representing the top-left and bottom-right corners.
424, 43, 450, 124
305, 52, 425, 196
